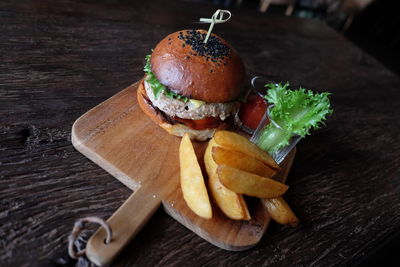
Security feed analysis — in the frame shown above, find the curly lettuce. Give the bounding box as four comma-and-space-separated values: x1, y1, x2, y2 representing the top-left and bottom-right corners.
257, 83, 333, 153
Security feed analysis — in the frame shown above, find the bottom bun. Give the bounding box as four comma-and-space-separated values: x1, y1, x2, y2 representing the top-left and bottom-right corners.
137, 79, 226, 141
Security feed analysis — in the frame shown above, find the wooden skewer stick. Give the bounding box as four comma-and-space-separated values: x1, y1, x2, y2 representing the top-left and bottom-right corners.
199, 9, 231, 43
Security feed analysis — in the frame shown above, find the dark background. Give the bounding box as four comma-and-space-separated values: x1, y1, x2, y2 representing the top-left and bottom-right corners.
210, 0, 400, 76
1, 0, 399, 266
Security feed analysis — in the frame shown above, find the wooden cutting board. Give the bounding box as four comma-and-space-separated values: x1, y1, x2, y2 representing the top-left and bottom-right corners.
71, 81, 296, 266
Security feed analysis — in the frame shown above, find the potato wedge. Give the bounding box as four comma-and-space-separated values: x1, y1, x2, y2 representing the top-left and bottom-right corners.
204, 139, 250, 220
212, 146, 277, 177
217, 165, 288, 198
179, 133, 212, 219
204, 138, 219, 179
262, 197, 298, 227
213, 130, 279, 170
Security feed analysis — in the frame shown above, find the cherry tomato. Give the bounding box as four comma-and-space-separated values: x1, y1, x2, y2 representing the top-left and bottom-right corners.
238, 92, 268, 130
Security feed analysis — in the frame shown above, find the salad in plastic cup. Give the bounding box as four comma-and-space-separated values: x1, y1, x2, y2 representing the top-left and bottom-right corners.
237, 77, 333, 163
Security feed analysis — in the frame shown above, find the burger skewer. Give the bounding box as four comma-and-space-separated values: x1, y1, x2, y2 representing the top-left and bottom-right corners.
199, 9, 231, 43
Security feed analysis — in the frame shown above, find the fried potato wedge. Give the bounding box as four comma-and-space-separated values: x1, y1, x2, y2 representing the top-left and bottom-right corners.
208, 174, 251, 220
179, 134, 212, 219
213, 131, 279, 170
217, 165, 288, 198
262, 197, 298, 227
212, 146, 277, 177
204, 139, 250, 220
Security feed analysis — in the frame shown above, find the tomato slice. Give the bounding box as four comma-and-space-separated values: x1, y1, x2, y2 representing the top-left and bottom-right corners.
174, 116, 222, 130
238, 93, 268, 130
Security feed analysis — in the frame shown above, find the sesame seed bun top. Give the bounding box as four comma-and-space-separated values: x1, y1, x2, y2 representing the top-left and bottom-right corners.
150, 29, 246, 103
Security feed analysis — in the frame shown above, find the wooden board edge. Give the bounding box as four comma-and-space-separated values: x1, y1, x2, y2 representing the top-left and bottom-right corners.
71, 128, 139, 192
71, 85, 141, 192
163, 203, 258, 251
71, 82, 139, 147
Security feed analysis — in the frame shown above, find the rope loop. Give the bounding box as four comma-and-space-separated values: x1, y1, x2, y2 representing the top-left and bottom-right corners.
68, 216, 112, 259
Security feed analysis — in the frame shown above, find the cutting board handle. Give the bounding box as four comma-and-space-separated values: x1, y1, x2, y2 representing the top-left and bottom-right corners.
85, 184, 161, 266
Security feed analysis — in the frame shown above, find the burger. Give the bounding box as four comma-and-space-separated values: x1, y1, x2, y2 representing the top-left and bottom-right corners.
137, 29, 245, 141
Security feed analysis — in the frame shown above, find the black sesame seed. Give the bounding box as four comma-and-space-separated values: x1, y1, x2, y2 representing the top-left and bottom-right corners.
176, 30, 230, 62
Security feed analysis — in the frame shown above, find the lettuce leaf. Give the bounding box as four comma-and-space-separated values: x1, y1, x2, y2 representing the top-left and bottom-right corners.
257, 83, 332, 153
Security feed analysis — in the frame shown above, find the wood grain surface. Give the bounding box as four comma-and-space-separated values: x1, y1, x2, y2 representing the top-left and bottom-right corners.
1, 0, 400, 266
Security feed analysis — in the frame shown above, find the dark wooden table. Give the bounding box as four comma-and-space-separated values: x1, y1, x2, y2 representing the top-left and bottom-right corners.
1, 0, 400, 266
